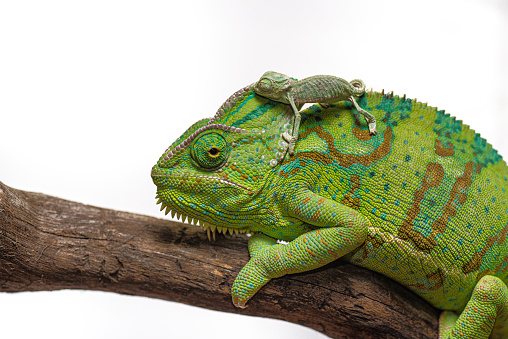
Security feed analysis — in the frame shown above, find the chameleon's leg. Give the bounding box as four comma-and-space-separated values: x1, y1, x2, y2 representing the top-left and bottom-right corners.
438, 275, 508, 338
348, 96, 377, 135
231, 189, 370, 307
281, 95, 301, 156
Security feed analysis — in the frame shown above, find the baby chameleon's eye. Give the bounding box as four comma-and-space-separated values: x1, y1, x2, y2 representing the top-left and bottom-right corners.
258, 80, 271, 91
255, 78, 273, 93
191, 132, 230, 170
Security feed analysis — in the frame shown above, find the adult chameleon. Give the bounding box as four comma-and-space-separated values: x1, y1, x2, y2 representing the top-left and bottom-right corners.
151, 82, 508, 338
253, 71, 377, 155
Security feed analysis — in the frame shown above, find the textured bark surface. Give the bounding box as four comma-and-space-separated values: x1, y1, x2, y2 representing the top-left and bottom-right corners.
0, 181, 439, 338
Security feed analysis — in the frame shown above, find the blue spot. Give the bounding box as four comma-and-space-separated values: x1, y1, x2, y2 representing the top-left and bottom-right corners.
405, 155, 411, 162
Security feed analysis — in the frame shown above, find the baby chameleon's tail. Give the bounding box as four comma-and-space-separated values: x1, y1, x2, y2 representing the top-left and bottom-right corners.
349, 79, 366, 97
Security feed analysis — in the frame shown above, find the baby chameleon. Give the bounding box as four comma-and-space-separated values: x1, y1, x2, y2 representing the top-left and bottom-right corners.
253, 71, 377, 155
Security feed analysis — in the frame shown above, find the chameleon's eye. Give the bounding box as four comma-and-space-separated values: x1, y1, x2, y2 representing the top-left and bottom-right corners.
191, 132, 230, 170
207, 146, 220, 157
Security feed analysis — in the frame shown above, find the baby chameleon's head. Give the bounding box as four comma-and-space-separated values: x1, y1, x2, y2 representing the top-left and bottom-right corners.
253, 71, 294, 103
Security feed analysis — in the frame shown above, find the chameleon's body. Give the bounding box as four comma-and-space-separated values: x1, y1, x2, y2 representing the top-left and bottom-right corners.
152, 84, 508, 338
253, 71, 377, 155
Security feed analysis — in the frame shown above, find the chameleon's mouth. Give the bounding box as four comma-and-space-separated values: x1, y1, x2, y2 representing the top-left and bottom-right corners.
151, 167, 253, 194
155, 195, 251, 241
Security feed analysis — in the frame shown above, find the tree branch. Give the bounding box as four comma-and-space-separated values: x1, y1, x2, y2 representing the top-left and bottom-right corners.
0, 181, 439, 338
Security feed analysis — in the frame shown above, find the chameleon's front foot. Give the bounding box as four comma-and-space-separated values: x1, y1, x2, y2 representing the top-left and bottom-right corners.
231, 256, 272, 308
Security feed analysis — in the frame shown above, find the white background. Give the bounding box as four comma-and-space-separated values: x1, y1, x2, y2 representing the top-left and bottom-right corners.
1, 1, 507, 338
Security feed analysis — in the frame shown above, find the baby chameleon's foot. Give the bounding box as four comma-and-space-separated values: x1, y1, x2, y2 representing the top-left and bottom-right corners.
368, 122, 377, 135
282, 132, 297, 155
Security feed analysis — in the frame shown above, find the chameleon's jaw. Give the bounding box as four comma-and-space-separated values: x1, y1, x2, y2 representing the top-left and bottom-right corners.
152, 165, 253, 240
155, 193, 251, 241
151, 165, 254, 194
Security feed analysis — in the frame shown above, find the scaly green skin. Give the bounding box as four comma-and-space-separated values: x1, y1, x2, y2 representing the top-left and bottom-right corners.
152, 85, 508, 338
253, 71, 377, 155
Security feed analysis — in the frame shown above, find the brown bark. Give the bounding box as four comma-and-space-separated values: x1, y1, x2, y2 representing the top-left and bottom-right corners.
0, 181, 439, 338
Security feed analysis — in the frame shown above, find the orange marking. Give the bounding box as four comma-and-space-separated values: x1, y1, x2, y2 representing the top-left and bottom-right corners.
306, 248, 316, 257
463, 222, 508, 274
340, 175, 361, 209
435, 139, 455, 157
311, 209, 321, 221
282, 126, 393, 168
398, 162, 444, 251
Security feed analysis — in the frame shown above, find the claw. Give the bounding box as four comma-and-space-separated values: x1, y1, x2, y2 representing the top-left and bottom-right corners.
232, 295, 248, 309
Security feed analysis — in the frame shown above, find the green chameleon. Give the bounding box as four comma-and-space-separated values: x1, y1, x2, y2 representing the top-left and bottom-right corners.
151, 82, 508, 338
253, 71, 377, 155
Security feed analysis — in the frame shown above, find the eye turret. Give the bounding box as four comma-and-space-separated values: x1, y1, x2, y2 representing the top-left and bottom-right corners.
256, 78, 272, 92
191, 132, 230, 170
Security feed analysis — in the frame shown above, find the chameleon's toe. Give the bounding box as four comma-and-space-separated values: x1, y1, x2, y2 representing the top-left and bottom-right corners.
368, 123, 377, 135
